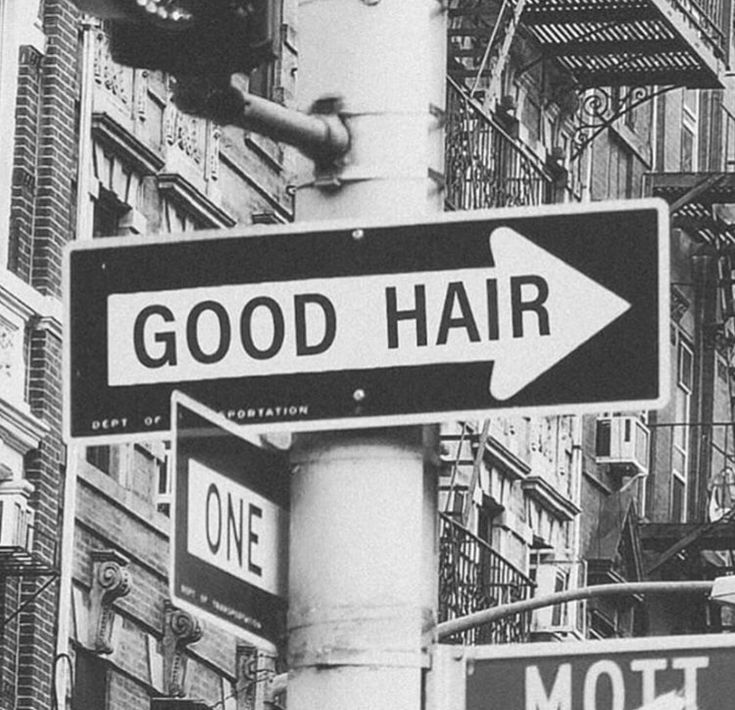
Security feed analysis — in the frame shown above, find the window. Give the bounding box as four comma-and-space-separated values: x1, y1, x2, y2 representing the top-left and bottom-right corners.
72, 649, 108, 709
155, 444, 171, 516
681, 90, 699, 171
93, 188, 129, 238
672, 337, 693, 522
86, 446, 112, 476
551, 569, 569, 627
445, 489, 465, 520
248, 60, 275, 100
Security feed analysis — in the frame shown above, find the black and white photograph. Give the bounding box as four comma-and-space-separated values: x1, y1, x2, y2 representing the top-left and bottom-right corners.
0, 1, 733, 708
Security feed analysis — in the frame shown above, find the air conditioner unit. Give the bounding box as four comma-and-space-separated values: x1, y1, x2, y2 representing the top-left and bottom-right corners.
595, 416, 650, 476
0, 481, 35, 550
531, 561, 586, 640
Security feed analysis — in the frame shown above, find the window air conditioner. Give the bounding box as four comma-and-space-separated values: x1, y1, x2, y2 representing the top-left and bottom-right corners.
0, 481, 35, 550
531, 561, 586, 640
595, 416, 650, 476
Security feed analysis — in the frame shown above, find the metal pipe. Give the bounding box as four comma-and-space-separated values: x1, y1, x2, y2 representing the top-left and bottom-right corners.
172, 75, 350, 166
436, 580, 715, 640
237, 92, 350, 164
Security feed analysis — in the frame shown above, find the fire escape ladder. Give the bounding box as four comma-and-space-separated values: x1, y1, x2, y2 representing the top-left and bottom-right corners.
442, 420, 491, 525
461, 419, 491, 527
670, 173, 726, 213
448, 0, 526, 105
443, 422, 471, 516
472, 0, 528, 104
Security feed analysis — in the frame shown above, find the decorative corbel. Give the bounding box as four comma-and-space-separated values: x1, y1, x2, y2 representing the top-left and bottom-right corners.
236, 645, 277, 710
162, 601, 203, 697
89, 549, 132, 654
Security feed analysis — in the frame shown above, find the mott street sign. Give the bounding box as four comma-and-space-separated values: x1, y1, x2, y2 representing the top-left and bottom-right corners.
64, 199, 668, 442
432, 635, 735, 710
170, 392, 289, 646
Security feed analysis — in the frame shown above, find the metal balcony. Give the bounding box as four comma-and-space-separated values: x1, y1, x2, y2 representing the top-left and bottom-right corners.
645, 104, 735, 247
438, 513, 535, 644
445, 77, 556, 210
523, 0, 731, 89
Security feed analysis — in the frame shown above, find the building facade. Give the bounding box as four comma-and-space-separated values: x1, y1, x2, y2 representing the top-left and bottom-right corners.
0, 1, 296, 708
439, 0, 735, 644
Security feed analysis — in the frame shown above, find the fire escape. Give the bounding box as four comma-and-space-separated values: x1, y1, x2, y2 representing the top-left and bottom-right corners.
642, 102, 735, 599
440, 0, 732, 640
0, 480, 58, 635
445, 0, 732, 208
0, 393, 58, 631
438, 421, 536, 644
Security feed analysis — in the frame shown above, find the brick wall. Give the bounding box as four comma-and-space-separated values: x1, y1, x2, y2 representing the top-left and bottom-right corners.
18, 323, 64, 710
7, 2, 81, 708
33, 0, 79, 297
0, 579, 21, 710
7, 46, 42, 281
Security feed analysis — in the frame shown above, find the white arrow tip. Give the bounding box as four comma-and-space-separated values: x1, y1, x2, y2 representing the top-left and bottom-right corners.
488, 226, 631, 401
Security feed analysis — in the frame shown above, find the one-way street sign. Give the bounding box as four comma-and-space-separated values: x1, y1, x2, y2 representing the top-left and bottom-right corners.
64, 199, 669, 442
170, 392, 289, 648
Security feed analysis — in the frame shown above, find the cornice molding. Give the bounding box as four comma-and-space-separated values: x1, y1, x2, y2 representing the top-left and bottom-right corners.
486, 436, 531, 480
157, 172, 236, 228
0, 397, 49, 454
522, 475, 581, 521
0, 273, 62, 323
92, 112, 165, 175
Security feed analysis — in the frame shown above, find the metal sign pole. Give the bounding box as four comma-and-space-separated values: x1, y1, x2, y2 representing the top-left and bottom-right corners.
286, 1, 446, 709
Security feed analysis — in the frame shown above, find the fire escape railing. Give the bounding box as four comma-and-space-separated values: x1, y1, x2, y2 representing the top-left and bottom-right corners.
670, 0, 729, 60
445, 77, 555, 211
438, 512, 535, 645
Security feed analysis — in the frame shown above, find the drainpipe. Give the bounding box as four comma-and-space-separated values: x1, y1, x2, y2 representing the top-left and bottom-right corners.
690, 245, 718, 522
54, 16, 97, 709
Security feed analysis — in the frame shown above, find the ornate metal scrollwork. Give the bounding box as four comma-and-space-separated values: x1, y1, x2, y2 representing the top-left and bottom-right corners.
89, 549, 132, 654
570, 84, 678, 161
162, 601, 203, 697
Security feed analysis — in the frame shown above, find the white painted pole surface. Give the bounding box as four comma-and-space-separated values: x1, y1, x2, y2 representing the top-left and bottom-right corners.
288, 429, 439, 710
288, 1, 446, 709
295, 0, 446, 220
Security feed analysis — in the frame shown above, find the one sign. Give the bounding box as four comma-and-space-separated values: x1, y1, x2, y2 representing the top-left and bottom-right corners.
433, 635, 735, 710
64, 199, 668, 442
170, 392, 289, 647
